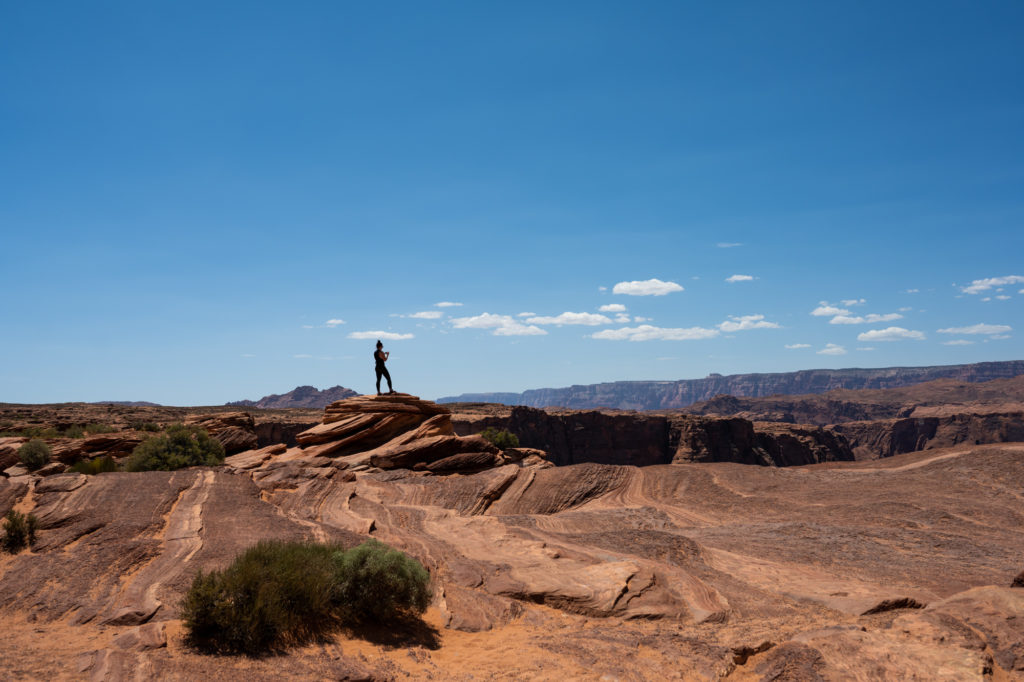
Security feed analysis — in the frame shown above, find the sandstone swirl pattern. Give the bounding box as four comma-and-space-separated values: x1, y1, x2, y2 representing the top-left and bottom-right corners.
0, 394, 1021, 680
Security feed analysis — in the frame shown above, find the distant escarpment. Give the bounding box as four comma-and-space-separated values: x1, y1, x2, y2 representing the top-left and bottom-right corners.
450, 405, 854, 467
227, 384, 358, 410
438, 361, 1024, 410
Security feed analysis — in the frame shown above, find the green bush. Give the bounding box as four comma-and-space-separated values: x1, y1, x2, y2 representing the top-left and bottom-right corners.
61, 425, 85, 438
84, 423, 116, 435
125, 424, 225, 472
128, 421, 162, 432
16, 426, 59, 439
70, 456, 119, 475
17, 439, 51, 470
182, 540, 348, 654
334, 539, 432, 624
2, 510, 40, 553
181, 539, 432, 655
479, 427, 520, 450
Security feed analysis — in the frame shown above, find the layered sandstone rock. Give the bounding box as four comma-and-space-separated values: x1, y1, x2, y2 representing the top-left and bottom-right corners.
183, 412, 258, 454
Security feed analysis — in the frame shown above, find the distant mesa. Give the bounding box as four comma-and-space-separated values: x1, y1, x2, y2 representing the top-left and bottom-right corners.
91, 401, 162, 407
227, 385, 358, 410
439, 360, 1024, 410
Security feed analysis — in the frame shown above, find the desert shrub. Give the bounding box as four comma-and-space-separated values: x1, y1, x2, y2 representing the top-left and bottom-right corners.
181, 539, 432, 655
128, 421, 162, 432
61, 425, 85, 438
70, 456, 119, 475
181, 539, 348, 654
125, 424, 224, 472
17, 439, 51, 470
479, 427, 520, 450
2, 510, 40, 553
84, 423, 116, 435
18, 426, 59, 439
333, 539, 432, 624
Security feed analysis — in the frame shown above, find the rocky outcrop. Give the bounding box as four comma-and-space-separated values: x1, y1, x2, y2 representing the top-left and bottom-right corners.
48, 434, 144, 464
834, 411, 1024, 459
452, 406, 853, 467
439, 360, 1024, 409
227, 385, 359, 409
184, 412, 259, 454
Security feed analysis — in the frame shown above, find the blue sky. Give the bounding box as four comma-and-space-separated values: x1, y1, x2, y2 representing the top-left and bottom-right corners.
1, 2, 1022, 405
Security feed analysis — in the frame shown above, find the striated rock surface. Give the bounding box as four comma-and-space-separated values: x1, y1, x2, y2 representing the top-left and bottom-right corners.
2, 441, 1023, 679
184, 412, 259, 454
439, 360, 1024, 409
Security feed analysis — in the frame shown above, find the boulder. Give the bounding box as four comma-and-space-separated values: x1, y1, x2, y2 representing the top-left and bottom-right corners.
0, 437, 27, 470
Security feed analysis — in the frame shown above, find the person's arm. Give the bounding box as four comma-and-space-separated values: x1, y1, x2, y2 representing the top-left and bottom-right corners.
384, 351, 390, 360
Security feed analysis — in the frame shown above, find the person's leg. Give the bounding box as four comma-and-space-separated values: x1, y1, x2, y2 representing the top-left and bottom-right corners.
375, 368, 383, 395
382, 367, 394, 393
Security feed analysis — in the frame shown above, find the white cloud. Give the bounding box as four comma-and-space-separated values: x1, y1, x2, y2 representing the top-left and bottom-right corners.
716, 242, 743, 248
434, 301, 463, 308
725, 274, 754, 283
817, 343, 847, 355
992, 334, 1011, 340
857, 347, 876, 351
614, 314, 631, 323
1020, 289, 1024, 294
936, 323, 1012, 335
898, 306, 912, 312
811, 303, 850, 317
324, 319, 346, 327
905, 288, 919, 294
841, 298, 866, 307
961, 275, 1024, 295
408, 311, 443, 319
347, 331, 415, 340
301, 324, 314, 329
856, 327, 926, 342
293, 354, 313, 359
598, 304, 627, 313
633, 316, 651, 323
785, 343, 811, 349
526, 312, 612, 326
517, 312, 536, 317
996, 295, 1011, 300
450, 313, 546, 336
942, 340, 974, 346
612, 278, 684, 296
598, 286, 608, 292
829, 312, 903, 325
718, 314, 780, 332
591, 325, 719, 341
241, 353, 256, 358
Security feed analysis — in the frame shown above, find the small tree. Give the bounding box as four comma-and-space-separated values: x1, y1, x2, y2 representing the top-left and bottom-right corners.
2, 510, 40, 553
70, 456, 119, 475
125, 424, 225, 472
17, 439, 51, 470
479, 427, 520, 450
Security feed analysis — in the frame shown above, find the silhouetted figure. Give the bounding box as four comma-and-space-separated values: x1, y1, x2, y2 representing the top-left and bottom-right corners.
374, 340, 394, 395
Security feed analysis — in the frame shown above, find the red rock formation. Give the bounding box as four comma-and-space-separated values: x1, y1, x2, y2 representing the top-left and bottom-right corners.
183, 412, 258, 454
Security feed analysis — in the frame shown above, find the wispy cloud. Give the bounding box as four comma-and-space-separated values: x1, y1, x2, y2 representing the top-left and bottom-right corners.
942, 340, 974, 346
598, 303, 627, 313
526, 312, 612, 326
633, 316, 651, 323
434, 301, 463, 308
936, 323, 1012, 335
856, 327, 926, 342
408, 311, 443, 319
857, 347, 876, 351
718, 314, 780, 332
293, 354, 313, 358
450, 313, 546, 336
725, 274, 755, 283
241, 353, 256, 358
716, 242, 743, 248
612, 279, 684, 296
591, 325, 719, 341
347, 331, 415, 340
517, 312, 536, 317
996, 295, 1011, 300
961, 275, 1024, 295
841, 298, 866, 307
829, 312, 903, 325
817, 343, 847, 355
905, 288, 920, 294
785, 343, 810, 349
325, 319, 346, 327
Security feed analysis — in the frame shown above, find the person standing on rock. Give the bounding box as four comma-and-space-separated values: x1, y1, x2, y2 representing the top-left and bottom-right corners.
374, 340, 395, 395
